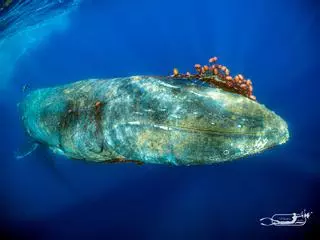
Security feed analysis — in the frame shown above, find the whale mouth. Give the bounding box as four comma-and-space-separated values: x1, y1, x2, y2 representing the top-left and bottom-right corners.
108, 115, 289, 165
133, 123, 274, 138
129, 119, 289, 143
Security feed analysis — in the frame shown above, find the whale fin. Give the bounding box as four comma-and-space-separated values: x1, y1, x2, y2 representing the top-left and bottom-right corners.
15, 141, 39, 159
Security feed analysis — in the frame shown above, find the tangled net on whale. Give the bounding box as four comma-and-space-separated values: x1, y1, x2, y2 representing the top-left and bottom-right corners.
170, 56, 256, 101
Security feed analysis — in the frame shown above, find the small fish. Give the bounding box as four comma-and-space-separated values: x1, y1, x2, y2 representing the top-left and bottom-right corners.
173, 68, 179, 76
22, 83, 30, 93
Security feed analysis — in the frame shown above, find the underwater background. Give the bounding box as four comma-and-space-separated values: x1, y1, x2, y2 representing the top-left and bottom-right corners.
0, 0, 319, 239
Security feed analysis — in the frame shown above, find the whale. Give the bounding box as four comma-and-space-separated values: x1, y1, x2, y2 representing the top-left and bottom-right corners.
19, 75, 289, 165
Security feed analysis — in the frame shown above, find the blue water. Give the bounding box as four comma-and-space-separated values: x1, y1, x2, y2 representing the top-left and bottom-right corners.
1, 0, 319, 239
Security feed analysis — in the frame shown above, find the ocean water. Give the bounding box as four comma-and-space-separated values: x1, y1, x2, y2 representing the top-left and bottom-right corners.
0, 0, 319, 239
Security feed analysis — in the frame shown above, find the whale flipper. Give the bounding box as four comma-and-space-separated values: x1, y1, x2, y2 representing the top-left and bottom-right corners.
15, 142, 39, 159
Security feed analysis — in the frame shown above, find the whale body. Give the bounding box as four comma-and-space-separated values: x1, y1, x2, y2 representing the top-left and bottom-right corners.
20, 76, 289, 165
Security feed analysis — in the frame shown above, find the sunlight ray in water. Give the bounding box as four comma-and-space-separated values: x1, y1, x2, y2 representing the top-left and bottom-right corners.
0, 0, 81, 89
